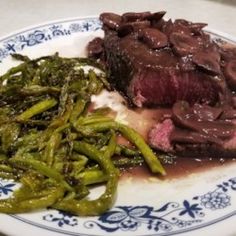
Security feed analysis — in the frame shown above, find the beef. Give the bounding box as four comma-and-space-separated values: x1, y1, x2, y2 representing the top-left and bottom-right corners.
87, 37, 104, 58
149, 119, 175, 152
103, 32, 222, 107
88, 11, 232, 107
148, 101, 236, 157
224, 60, 236, 90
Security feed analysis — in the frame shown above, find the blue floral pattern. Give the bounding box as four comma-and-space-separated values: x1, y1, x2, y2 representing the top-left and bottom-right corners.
83, 204, 203, 233
40, 177, 236, 234
43, 211, 78, 227
0, 182, 15, 197
0, 18, 101, 62
200, 192, 230, 210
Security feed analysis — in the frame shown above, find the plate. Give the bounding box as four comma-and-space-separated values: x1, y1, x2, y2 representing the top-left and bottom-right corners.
0, 16, 236, 236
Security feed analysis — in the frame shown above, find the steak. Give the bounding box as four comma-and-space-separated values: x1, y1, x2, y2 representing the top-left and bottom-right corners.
148, 101, 236, 157
87, 11, 232, 107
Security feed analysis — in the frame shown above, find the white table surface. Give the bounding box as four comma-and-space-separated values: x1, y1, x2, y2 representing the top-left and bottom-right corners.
0, 0, 236, 38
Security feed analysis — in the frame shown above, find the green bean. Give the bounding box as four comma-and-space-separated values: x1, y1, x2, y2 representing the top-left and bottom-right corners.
92, 107, 112, 116
76, 116, 113, 126
58, 75, 71, 115
55, 134, 119, 216
54, 160, 87, 175
83, 121, 166, 175
0, 172, 17, 180
60, 132, 79, 144
31, 68, 41, 85
115, 144, 140, 156
0, 185, 64, 213
73, 181, 90, 200
53, 171, 118, 216
0, 108, 11, 125
69, 80, 88, 92
71, 160, 88, 173
113, 156, 144, 167
20, 85, 60, 96
13, 183, 52, 201
63, 192, 76, 201
63, 187, 89, 201
73, 140, 116, 174
69, 153, 88, 162
0, 84, 21, 96
0, 63, 26, 82
0, 154, 7, 162
0, 123, 20, 152
14, 130, 42, 149
20, 172, 43, 191
55, 124, 70, 134
17, 119, 50, 127
0, 164, 14, 173
9, 157, 73, 192
88, 70, 103, 95
50, 100, 73, 128
77, 133, 111, 149
104, 131, 117, 160
118, 124, 166, 175
11, 53, 30, 62
73, 124, 97, 137
16, 98, 57, 121
69, 98, 87, 123
77, 170, 108, 185
43, 132, 62, 166
96, 75, 111, 91
69, 57, 106, 72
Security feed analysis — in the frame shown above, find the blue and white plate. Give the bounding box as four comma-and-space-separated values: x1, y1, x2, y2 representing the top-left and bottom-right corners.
0, 17, 236, 236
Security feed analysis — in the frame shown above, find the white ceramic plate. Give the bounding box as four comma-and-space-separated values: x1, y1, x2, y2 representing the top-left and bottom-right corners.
0, 17, 236, 236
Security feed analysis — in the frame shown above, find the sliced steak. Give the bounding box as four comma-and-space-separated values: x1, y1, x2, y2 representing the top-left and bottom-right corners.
88, 12, 227, 107
103, 32, 222, 107
148, 101, 236, 157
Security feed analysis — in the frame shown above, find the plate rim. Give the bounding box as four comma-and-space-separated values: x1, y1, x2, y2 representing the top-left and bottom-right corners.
0, 16, 236, 45
0, 16, 236, 236
8, 210, 236, 236
0, 15, 99, 42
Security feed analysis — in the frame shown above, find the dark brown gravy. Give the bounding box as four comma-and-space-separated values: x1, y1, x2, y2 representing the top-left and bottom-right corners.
120, 156, 236, 180
117, 105, 236, 180
95, 39, 236, 182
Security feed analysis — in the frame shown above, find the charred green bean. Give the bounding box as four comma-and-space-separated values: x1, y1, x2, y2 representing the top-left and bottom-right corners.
0, 53, 166, 216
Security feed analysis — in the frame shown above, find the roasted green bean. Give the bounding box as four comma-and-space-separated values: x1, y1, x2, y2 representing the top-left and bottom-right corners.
0, 185, 64, 213
54, 133, 119, 216
0, 53, 165, 216
74, 121, 166, 175
43, 132, 62, 166
16, 98, 58, 121
9, 158, 73, 191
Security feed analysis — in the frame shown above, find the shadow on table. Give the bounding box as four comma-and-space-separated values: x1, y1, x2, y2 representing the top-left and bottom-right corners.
0, 233, 8, 236
206, 0, 236, 6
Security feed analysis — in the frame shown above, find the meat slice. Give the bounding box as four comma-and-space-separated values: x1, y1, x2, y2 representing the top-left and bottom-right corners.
224, 60, 236, 90
103, 32, 221, 107
148, 119, 175, 152
89, 12, 224, 107
148, 101, 236, 158
87, 37, 104, 58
